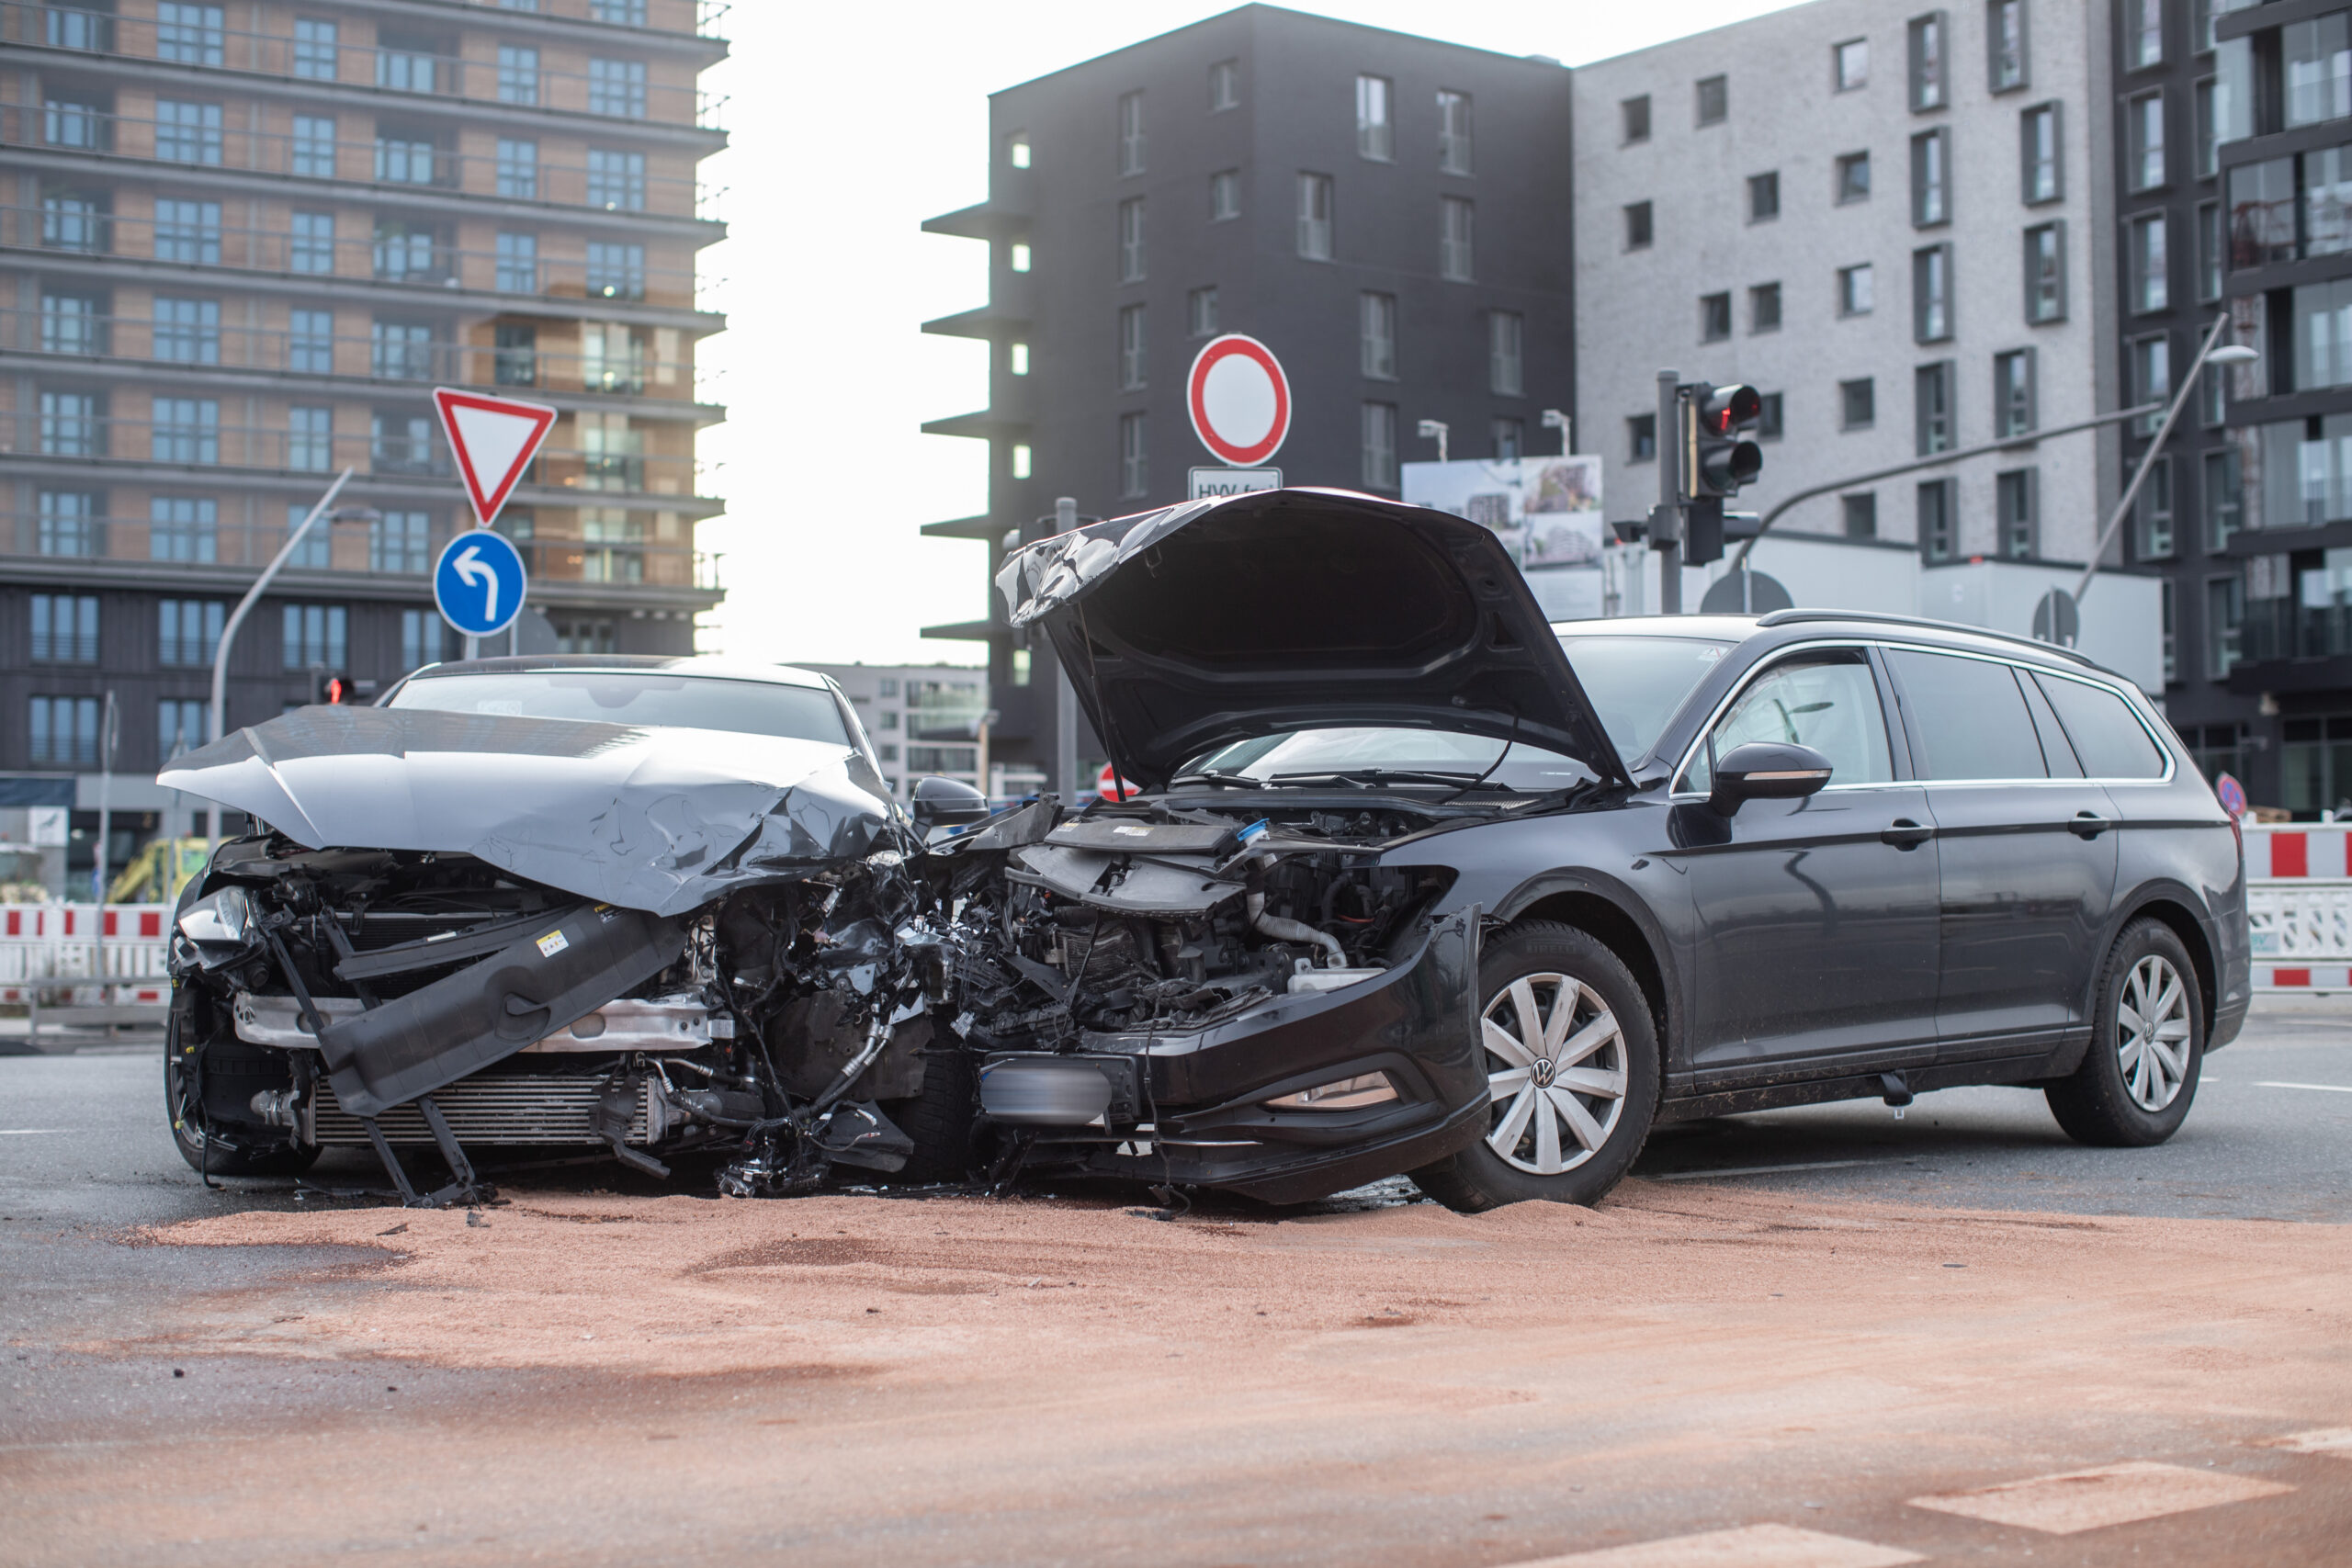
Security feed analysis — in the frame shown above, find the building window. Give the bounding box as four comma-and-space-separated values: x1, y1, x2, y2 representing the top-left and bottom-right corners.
1440, 196, 1475, 281
588, 58, 646, 118
1916, 361, 1955, 455
2205, 446, 2243, 550
2198, 200, 2223, 300
2130, 213, 2169, 313
152, 397, 220, 465
1835, 38, 1869, 92
1119, 197, 1148, 280
1750, 282, 1781, 333
1911, 128, 1950, 225
40, 191, 108, 254
498, 44, 539, 106
155, 100, 223, 165
1489, 310, 1523, 395
376, 34, 438, 94
1117, 90, 1146, 176
1119, 303, 1148, 389
1011, 444, 1031, 479
40, 291, 104, 355
1360, 292, 1398, 380
400, 610, 450, 673
2194, 76, 2216, 179
1361, 403, 1398, 489
1995, 348, 2037, 436
2293, 279, 2352, 390
2206, 575, 2243, 680
1748, 171, 1780, 221
371, 511, 431, 574
2162, 581, 2178, 685
289, 210, 334, 273
1695, 74, 1727, 127
2286, 15, 2352, 127
1210, 59, 1239, 112
157, 600, 222, 668
500, 139, 541, 200
1628, 413, 1657, 462
1210, 169, 1240, 221
2008, 109, 2063, 214
371, 410, 434, 474
1918, 479, 1956, 561
39, 491, 98, 558
1700, 291, 1733, 342
293, 18, 338, 80
156, 3, 224, 64
373, 220, 435, 283
1356, 75, 1394, 161
586, 148, 645, 211
1989, 0, 2027, 92
1011, 243, 1031, 273
2137, 456, 2176, 559
292, 115, 336, 179
31, 595, 100, 664
1837, 151, 1871, 204
1622, 95, 1650, 144
375, 134, 436, 185
153, 198, 220, 266
282, 604, 348, 670
1295, 176, 1330, 260
1007, 133, 1030, 168
2024, 222, 2066, 322
2132, 333, 2172, 435
1491, 418, 1524, 460
1913, 245, 1953, 342
2227, 157, 2296, 266
1909, 11, 1947, 111
1009, 342, 1029, 377
1624, 201, 1653, 250
40, 390, 100, 457
1188, 286, 1218, 338
1119, 412, 1148, 498
44, 93, 108, 152
289, 310, 334, 375
2128, 91, 2165, 191
31, 697, 102, 768
151, 496, 218, 563
2128, 0, 2163, 69
1997, 468, 2038, 558
283, 502, 329, 568
586, 241, 644, 300
288, 405, 333, 471
1844, 493, 1879, 538
371, 319, 433, 380
496, 231, 537, 293
591, 0, 647, 22
1757, 392, 1784, 440
494, 321, 537, 387
1438, 90, 1474, 175
1842, 378, 1876, 429
153, 699, 200, 761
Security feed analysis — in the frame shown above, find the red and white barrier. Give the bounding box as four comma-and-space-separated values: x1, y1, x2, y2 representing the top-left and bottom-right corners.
0, 904, 174, 1006
2245, 824, 2352, 992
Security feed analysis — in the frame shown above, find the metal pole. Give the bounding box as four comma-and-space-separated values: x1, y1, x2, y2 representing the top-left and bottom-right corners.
205, 467, 353, 851
2075, 312, 2236, 608
1657, 370, 1682, 615
1052, 496, 1080, 806
92, 692, 115, 997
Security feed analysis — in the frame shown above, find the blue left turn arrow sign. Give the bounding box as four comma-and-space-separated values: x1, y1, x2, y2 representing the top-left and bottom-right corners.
434, 527, 527, 638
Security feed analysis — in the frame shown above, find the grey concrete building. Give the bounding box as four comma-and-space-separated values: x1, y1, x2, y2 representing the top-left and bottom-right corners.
786, 661, 992, 804
920, 4, 1576, 791
1, 0, 728, 888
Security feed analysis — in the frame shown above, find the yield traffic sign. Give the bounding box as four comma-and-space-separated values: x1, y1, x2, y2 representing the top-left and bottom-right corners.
434, 528, 528, 639
1186, 334, 1291, 467
432, 387, 557, 527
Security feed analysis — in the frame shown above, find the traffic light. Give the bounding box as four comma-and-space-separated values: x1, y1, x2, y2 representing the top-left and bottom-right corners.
1679, 382, 1764, 567
311, 669, 352, 705
325, 673, 352, 705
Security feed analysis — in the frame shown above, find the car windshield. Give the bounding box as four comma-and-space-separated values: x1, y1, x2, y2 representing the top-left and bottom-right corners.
1557, 634, 1736, 763
1180, 727, 1595, 792
389, 671, 852, 746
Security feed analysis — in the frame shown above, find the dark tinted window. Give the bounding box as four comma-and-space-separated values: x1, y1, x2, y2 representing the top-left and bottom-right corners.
2018, 672, 2083, 777
2034, 672, 2166, 778
1887, 649, 2047, 780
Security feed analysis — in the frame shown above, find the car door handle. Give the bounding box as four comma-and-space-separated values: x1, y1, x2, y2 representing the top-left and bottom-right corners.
2068, 810, 2112, 840
1881, 818, 1933, 849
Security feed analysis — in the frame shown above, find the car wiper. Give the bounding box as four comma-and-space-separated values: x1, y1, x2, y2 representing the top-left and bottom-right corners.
1167, 769, 1266, 790
1268, 768, 1521, 792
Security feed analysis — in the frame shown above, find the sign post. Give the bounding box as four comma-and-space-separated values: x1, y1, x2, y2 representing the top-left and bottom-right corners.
1185, 333, 1289, 491
431, 388, 555, 655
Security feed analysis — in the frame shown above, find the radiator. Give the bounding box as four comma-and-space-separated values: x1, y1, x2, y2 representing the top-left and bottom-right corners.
312, 1073, 654, 1146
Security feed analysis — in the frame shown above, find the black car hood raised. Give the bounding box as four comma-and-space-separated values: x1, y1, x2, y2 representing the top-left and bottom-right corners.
158, 706, 899, 918
996, 488, 1629, 789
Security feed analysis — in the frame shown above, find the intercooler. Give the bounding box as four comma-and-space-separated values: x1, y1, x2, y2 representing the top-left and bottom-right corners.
311, 1073, 654, 1146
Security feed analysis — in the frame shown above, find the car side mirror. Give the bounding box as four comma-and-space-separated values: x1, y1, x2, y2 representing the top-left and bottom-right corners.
1708, 740, 1834, 818
910, 774, 991, 834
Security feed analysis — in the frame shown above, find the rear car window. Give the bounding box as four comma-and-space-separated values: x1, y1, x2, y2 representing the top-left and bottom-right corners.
1886, 650, 2047, 781
2033, 673, 2166, 779
390, 671, 852, 746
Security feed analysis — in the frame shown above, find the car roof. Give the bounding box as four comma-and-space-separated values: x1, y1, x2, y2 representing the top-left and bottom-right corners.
400, 655, 835, 690
1552, 609, 2107, 679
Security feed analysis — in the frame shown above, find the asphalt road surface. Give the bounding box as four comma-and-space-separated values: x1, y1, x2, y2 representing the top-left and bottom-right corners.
3, 1002, 2347, 1567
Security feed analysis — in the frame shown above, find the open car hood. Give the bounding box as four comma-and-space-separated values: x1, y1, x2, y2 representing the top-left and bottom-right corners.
158, 706, 898, 918
996, 488, 1629, 790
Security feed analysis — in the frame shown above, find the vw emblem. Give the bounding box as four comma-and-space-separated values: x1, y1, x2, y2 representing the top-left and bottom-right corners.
1532, 1057, 1556, 1088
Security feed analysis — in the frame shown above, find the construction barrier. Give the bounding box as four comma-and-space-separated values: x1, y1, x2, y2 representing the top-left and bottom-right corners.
2245, 824, 2352, 993
0, 904, 175, 1007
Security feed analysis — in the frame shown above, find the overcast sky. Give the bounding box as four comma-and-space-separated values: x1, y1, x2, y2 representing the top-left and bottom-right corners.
693, 0, 1805, 669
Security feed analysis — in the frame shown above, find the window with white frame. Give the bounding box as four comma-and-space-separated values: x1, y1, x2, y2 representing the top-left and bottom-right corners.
1915, 361, 1955, 454
1361, 292, 1397, 380
288, 405, 333, 471
1438, 90, 1474, 175
497, 231, 537, 293
1909, 12, 1947, 110
1995, 347, 2036, 436
2128, 91, 2166, 190
155, 100, 223, 164
2132, 333, 2172, 435
2021, 101, 2062, 202
2286, 15, 2352, 127
1296, 175, 1331, 260
1188, 286, 1218, 338
498, 45, 538, 106
1362, 401, 1398, 489
1210, 59, 1239, 112
1835, 38, 1868, 92
292, 115, 335, 178
1918, 478, 1956, 560
1119, 90, 1146, 175
1840, 262, 1874, 316
293, 18, 337, 80
157, 4, 224, 65
1118, 303, 1148, 389
2137, 456, 2176, 558
1996, 468, 2038, 558
2129, 0, 2164, 68
1119, 411, 1148, 497
2025, 222, 2066, 322
1489, 310, 1522, 395
2132, 212, 2170, 312
1210, 169, 1239, 221
1440, 196, 1474, 281
588, 58, 646, 118
1357, 75, 1393, 161
1911, 127, 1950, 225
1913, 244, 1953, 342
1988, 1, 2026, 92
1119, 197, 1147, 280
500, 138, 540, 200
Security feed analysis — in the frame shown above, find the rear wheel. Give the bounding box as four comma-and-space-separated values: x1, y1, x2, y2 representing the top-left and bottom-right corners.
1409, 922, 1660, 1212
2045, 918, 2202, 1148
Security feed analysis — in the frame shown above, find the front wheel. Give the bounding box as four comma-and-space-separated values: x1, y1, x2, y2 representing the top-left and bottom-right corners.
2044, 918, 2203, 1147
1408, 921, 1660, 1212
164, 1027, 319, 1179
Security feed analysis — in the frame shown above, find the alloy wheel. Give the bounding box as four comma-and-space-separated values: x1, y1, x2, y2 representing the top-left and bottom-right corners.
2116, 953, 2192, 1112
1477, 972, 1628, 1175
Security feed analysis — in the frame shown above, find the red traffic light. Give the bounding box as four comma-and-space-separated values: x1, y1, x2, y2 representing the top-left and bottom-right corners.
324, 674, 349, 705
1697, 384, 1762, 436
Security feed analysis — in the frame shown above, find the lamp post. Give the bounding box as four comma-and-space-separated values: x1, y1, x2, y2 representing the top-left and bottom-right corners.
1539, 409, 1570, 456
1417, 419, 1450, 465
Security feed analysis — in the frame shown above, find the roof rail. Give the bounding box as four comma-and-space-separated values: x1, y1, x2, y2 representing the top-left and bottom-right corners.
1753, 607, 2096, 666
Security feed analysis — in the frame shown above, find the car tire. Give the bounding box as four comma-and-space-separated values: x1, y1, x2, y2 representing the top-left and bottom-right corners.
2045, 918, 2203, 1148
1408, 921, 1661, 1213
878, 1028, 977, 1183
164, 1031, 319, 1179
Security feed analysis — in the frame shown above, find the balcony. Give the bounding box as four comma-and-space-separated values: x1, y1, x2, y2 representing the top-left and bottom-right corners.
2242, 596, 2352, 665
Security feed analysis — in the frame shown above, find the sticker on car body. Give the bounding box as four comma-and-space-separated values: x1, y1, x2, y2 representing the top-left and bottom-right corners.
537, 929, 571, 958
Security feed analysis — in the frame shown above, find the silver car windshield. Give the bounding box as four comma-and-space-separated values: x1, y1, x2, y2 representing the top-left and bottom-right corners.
390, 672, 852, 746
1557, 635, 1736, 764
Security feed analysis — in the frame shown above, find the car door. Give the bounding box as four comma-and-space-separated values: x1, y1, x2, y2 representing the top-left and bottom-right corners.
1669, 646, 1944, 1081
1883, 648, 2120, 1058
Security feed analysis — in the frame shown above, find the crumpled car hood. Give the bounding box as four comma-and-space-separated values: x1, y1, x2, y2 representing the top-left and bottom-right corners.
996, 487, 1629, 789
158, 706, 899, 918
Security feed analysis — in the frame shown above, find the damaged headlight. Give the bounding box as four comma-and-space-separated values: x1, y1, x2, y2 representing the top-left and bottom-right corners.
1263, 1072, 1398, 1111
174, 886, 258, 968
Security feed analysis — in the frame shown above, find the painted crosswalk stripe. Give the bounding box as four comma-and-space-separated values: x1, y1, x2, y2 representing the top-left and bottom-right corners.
2255, 1080, 2352, 1093
1492, 1523, 1923, 1567
1908, 1461, 2292, 1534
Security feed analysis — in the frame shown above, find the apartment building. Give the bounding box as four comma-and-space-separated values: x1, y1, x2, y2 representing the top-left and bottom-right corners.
786, 661, 993, 803
919, 5, 1576, 792
0, 0, 728, 883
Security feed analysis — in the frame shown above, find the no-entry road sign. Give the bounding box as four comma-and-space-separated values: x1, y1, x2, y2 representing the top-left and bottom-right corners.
434, 528, 528, 639
433, 387, 557, 528
1186, 334, 1291, 468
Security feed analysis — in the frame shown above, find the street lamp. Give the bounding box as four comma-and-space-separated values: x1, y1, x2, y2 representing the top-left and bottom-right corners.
1417, 419, 1450, 465
1540, 409, 1571, 456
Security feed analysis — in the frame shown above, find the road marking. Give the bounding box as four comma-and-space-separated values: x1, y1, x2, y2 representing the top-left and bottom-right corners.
1654, 1159, 1886, 1182
1494, 1523, 1923, 1568
2254, 1080, 2352, 1093
0, 1129, 68, 1136
1907, 1461, 2292, 1534
2265, 1427, 2352, 1457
